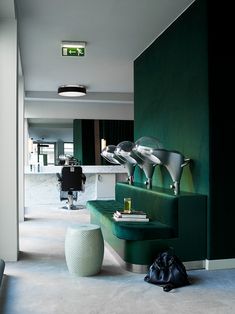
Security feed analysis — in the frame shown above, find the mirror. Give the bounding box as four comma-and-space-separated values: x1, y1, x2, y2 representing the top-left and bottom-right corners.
27, 118, 134, 166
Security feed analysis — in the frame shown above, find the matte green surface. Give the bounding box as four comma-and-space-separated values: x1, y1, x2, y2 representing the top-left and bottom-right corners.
73, 119, 83, 164
133, 0, 212, 259
87, 200, 175, 241
73, 119, 95, 165
134, 0, 209, 196
115, 182, 179, 232
86, 182, 207, 265
133, 0, 235, 261
81, 120, 95, 165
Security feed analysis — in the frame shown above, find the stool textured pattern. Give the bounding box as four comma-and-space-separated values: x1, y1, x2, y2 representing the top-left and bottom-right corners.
65, 224, 104, 276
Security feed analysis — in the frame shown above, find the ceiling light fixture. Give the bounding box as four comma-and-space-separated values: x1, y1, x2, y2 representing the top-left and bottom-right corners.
58, 85, 87, 97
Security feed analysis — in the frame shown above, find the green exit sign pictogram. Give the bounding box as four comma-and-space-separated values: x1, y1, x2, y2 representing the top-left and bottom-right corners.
62, 47, 85, 57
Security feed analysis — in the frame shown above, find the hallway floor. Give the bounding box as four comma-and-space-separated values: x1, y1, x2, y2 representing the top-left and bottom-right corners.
1, 205, 235, 314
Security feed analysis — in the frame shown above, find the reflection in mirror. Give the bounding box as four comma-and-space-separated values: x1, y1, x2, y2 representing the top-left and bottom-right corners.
73, 119, 134, 165
27, 118, 74, 167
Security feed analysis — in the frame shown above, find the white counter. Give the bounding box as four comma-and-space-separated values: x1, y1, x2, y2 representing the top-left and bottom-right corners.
25, 165, 127, 174
25, 165, 128, 207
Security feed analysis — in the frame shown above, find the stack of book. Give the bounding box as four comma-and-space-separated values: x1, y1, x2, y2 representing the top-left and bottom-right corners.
113, 210, 149, 222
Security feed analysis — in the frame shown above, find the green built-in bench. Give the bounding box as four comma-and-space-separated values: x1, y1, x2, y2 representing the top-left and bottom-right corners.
86, 182, 207, 271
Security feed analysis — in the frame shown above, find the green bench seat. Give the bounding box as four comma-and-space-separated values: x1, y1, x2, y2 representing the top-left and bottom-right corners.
86, 182, 207, 269
87, 200, 175, 241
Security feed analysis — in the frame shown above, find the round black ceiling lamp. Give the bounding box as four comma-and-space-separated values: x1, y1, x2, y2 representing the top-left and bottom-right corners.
58, 84, 86, 97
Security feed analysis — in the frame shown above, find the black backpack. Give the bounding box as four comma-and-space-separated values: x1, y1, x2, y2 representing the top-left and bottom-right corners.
144, 251, 190, 292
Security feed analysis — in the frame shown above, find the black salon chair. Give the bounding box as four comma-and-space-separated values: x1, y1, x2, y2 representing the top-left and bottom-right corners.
57, 165, 86, 210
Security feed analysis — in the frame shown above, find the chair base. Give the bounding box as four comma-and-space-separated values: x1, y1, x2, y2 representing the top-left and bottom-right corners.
62, 204, 84, 210
61, 193, 84, 210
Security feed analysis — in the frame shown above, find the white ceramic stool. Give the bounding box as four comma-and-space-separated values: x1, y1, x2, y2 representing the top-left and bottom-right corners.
65, 224, 104, 276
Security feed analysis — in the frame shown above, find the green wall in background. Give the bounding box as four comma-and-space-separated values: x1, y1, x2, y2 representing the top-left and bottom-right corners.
73, 119, 83, 164
99, 120, 134, 146
73, 119, 95, 165
81, 120, 95, 165
134, 0, 208, 196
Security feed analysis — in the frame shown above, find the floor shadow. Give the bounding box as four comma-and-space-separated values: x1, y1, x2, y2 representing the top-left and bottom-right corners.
22, 216, 49, 222
188, 274, 204, 285
98, 264, 128, 277
18, 250, 65, 262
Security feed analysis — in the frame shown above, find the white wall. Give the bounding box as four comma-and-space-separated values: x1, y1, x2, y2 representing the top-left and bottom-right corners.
24, 119, 30, 166
0, 18, 18, 261
25, 99, 134, 120
18, 76, 25, 222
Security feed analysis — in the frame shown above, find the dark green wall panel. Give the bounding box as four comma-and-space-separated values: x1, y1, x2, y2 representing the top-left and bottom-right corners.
134, 0, 235, 260
99, 120, 134, 146
82, 120, 95, 165
134, 0, 208, 196
73, 119, 83, 164
73, 119, 95, 165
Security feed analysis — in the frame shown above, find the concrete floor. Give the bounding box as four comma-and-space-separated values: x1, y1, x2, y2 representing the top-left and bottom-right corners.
1, 205, 235, 314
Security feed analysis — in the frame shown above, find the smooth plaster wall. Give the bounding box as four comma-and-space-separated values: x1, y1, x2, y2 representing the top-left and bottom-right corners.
0, 19, 18, 261
18, 76, 25, 222
25, 99, 133, 120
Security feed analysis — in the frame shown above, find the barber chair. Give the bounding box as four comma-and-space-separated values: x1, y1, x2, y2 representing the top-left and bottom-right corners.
57, 165, 86, 210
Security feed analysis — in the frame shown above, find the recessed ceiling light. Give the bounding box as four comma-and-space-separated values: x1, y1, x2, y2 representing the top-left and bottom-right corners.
58, 85, 86, 97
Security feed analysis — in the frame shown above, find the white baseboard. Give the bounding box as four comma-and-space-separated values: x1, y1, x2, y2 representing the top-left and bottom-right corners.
105, 239, 235, 272
184, 260, 205, 270
205, 258, 235, 270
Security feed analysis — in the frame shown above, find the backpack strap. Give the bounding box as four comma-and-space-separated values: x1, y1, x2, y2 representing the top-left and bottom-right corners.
163, 283, 174, 292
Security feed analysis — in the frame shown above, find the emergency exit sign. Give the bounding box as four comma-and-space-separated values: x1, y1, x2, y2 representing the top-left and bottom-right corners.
61, 41, 86, 57
62, 47, 85, 57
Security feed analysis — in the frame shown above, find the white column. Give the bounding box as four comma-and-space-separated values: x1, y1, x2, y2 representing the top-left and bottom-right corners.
18, 76, 25, 222
0, 18, 19, 261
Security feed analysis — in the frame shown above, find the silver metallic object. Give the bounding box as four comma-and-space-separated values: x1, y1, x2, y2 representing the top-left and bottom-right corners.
100, 137, 190, 194
114, 141, 137, 184
100, 145, 124, 165
144, 148, 190, 195
131, 136, 163, 189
